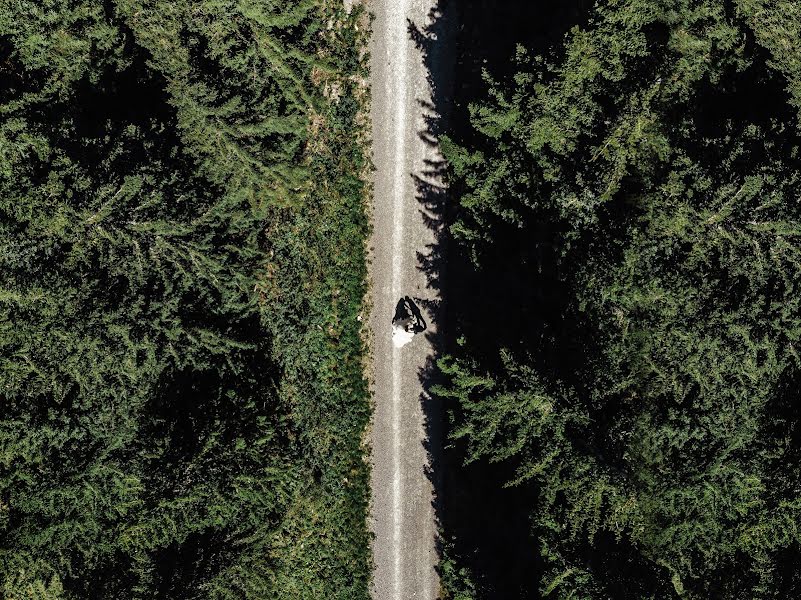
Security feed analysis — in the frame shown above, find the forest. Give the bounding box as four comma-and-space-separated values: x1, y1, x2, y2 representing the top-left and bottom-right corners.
5, 0, 801, 598
437, 0, 801, 598
0, 1, 370, 598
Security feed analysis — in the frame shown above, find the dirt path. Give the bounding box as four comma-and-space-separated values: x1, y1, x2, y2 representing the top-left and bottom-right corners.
368, 0, 454, 598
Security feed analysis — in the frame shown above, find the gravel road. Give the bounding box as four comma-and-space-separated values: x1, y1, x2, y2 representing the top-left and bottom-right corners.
369, 0, 455, 598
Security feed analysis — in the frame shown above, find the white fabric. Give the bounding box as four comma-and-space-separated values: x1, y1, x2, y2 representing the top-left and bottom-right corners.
392, 324, 415, 348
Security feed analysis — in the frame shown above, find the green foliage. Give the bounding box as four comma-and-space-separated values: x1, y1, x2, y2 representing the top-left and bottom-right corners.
441, 0, 801, 597
0, 1, 370, 598
438, 539, 478, 600
737, 0, 801, 120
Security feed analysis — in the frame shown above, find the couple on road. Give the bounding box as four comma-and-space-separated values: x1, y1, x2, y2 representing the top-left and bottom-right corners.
391, 296, 426, 348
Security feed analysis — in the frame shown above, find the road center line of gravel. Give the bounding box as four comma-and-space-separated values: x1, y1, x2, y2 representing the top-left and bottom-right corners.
389, 0, 410, 598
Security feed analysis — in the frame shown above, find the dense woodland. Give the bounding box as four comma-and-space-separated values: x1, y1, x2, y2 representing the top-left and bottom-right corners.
438, 0, 801, 598
0, 1, 370, 598
6, 0, 801, 598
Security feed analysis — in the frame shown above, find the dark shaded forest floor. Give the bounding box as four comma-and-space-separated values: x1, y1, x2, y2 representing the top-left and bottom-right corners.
432, 2, 594, 597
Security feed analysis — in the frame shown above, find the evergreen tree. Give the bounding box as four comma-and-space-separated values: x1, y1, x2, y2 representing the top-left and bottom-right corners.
441, 1, 801, 597
0, 1, 370, 598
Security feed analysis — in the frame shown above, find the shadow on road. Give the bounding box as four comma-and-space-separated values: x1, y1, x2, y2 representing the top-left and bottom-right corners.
404, 4, 454, 597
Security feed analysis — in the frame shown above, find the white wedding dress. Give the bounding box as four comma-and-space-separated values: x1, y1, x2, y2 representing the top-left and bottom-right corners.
392, 324, 415, 348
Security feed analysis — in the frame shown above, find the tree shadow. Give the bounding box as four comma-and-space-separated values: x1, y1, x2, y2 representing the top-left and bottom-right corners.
403, 4, 456, 598
408, 1, 595, 598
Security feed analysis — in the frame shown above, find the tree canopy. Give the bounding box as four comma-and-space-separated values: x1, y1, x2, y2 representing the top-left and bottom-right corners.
439, 1, 801, 597
0, 1, 371, 598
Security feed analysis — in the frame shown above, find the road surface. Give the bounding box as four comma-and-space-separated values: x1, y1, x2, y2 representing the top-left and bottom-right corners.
369, 0, 454, 598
